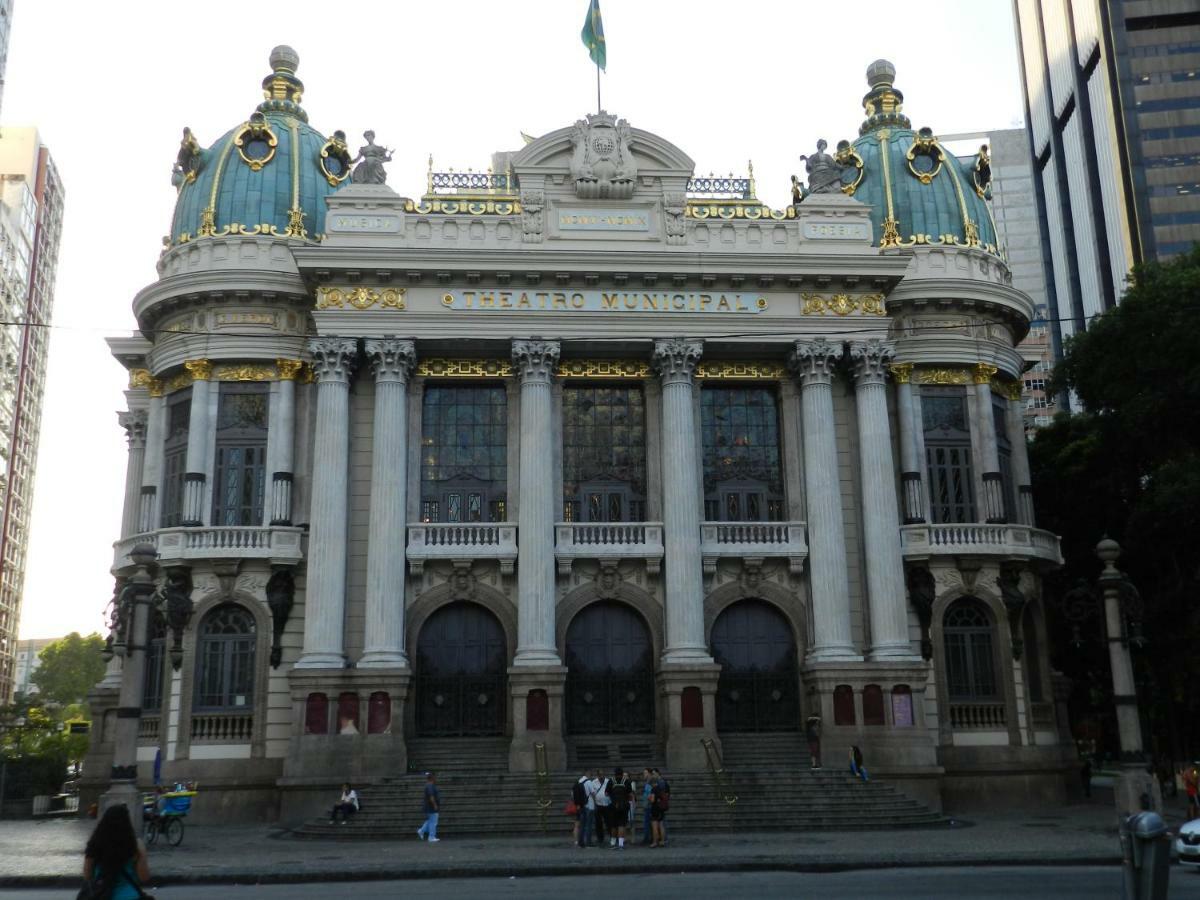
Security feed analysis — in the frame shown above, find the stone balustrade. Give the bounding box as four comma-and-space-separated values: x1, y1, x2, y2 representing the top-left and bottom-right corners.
137, 716, 160, 743
112, 526, 305, 570
554, 522, 665, 575
948, 701, 1007, 730
190, 712, 253, 743
699, 521, 808, 575
899, 523, 1063, 566
406, 522, 518, 574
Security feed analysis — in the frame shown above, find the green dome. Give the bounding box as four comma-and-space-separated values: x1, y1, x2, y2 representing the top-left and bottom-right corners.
833, 61, 999, 255
168, 47, 351, 245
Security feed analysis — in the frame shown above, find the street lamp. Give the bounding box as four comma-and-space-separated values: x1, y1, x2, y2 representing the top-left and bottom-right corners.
98, 543, 158, 829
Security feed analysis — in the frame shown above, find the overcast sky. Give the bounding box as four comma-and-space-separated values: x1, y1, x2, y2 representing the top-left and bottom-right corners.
7, 0, 1024, 640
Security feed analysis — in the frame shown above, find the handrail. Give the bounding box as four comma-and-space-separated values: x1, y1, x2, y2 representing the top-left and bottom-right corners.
533, 742, 552, 833
700, 737, 738, 807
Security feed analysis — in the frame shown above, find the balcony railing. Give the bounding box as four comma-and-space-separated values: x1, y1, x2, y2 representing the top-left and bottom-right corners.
112, 526, 305, 570
949, 701, 1007, 730
699, 521, 808, 575
555, 522, 665, 575
899, 523, 1063, 566
406, 523, 518, 574
137, 716, 160, 743
191, 712, 253, 743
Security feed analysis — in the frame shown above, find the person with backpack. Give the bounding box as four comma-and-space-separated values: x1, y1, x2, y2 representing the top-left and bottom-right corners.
573, 770, 590, 848
649, 768, 669, 848
82, 803, 151, 899
593, 769, 613, 846
608, 767, 633, 849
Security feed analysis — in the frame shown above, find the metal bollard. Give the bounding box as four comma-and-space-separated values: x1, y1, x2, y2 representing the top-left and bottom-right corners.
1120, 811, 1170, 900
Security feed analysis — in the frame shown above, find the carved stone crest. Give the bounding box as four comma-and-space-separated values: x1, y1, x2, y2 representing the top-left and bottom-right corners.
266, 567, 295, 669
905, 564, 936, 660
663, 191, 686, 243
449, 563, 477, 601
594, 562, 623, 600
569, 111, 637, 200
158, 567, 194, 671
520, 189, 544, 243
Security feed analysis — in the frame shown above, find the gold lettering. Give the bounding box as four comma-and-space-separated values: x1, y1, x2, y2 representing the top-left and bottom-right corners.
463, 291, 475, 308
645, 294, 660, 310
700, 295, 712, 310
601, 293, 620, 310
499, 292, 512, 308
625, 295, 639, 309
735, 295, 747, 310
672, 294, 685, 310
571, 292, 586, 309
479, 292, 495, 308
517, 292, 531, 308
552, 292, 567, 309
536, 292, 549, 309
717, 296, 731, 311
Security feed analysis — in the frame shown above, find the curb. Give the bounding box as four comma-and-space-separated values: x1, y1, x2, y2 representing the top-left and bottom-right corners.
0, 855, 1125, 888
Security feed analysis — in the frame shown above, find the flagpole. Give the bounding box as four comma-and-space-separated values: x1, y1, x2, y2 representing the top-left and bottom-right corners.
596, 61, 601, 114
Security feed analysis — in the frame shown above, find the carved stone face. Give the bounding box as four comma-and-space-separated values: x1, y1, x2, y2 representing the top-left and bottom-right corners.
599, 567, 619, 593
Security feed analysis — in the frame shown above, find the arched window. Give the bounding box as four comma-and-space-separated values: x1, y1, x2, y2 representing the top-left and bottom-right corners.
142, 614, 167, 711
195, 604, 256, 711
943, 600, 998, 700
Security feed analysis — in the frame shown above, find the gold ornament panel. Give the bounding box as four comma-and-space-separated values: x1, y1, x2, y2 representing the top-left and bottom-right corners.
800, 293, 886, 316
316, 286, 408, 311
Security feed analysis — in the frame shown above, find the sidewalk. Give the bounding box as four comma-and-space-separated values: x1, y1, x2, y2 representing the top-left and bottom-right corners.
0, 793, 1178, 888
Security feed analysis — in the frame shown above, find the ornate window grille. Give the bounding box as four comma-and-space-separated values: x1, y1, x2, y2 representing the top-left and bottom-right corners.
142, 613, 166, 711
700, 386, 784, 522
922, 387, 977, 523
212, 383, 268, 526
194, 604, 256, 711
562, 385, 647, 523
943, 599, 998, 700
160, 389, 191, 528
420, 385, 508, 523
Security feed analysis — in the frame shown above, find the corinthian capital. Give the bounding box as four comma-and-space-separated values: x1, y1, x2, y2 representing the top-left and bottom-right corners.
364, 338, 417, 383
848, 339, 896, 384
512, 339, 560, 383
651, 338, 703, 384
183, 359, 213, 382
307, 337, 358, 383
117, 409, 149, 449
788, 338, 843, 386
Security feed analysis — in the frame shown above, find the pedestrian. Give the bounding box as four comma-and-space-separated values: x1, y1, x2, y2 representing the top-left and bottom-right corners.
329, 782, 359, 825
649, 768, 669, 848
573, 770, 590, 848
82, 803, 151, 900
1081, 757, 1093, 800
416, 771, 440, 842
608, 767, 632, 849
806, 714, 822, 769
849, 745, 869, 783
640, 767, 654, 845
583, 768, 600, 846
593, 768, 613, 846
1185, 764, 1199, 820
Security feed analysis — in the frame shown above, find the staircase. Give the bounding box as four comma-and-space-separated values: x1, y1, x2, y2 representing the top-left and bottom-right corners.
405, 737, 509, 774
290, 733, 943, 839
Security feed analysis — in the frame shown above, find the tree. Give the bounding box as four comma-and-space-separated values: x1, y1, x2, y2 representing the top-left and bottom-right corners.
29, 632, 106, 707
1031, 246, 1200, 762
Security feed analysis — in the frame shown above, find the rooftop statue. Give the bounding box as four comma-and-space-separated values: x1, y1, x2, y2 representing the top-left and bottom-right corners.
570, 111, 637, 200
172, 127, 201, 188
799, 139, 845, 195
351, 130, 393, 185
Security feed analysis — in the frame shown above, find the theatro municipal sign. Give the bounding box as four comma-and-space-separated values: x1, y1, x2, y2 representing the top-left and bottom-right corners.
439, 289, 769, 314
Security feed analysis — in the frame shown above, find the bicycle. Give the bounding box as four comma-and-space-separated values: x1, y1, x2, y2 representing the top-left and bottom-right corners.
142, 789, 195, 847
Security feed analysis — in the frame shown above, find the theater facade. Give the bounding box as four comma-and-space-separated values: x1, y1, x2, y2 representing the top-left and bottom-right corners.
84, 48, 1072, 819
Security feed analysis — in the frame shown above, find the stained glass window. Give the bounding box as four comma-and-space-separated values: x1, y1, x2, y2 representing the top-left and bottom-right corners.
943, 600, 997, 700
420, 385, 508, 522
562, 386, 646, 522
700, 386, 784, 521
195, 604, 256, 710
212, 384, 268, 526
922, 387, 977, 523
160, 388, 191, 528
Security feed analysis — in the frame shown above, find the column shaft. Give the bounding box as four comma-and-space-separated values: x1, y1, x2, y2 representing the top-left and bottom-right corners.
653, 339, 710, 663
791, 339, 859, 661
139, 395, 165, 532
513, 340, 561, 665
972, 364, 1006, 523
118, 410, 148, 539
361, 340, 416, 668
181, 360, 212, 526
850, 341, 915, 660
296, 338, 356, 669
890, 363, 925, 523
270, 362, 302, 526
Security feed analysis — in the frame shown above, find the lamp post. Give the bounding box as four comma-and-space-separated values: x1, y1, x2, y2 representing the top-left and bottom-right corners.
98, 543, 158, 829
1095, 538, 1161, 818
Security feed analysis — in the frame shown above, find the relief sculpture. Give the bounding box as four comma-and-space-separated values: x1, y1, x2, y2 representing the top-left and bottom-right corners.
569, 111, 637, 200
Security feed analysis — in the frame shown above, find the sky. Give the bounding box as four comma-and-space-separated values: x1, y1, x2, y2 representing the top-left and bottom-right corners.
5, 0, 1025, 640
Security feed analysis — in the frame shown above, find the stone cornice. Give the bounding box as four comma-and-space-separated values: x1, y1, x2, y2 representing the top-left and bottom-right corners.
133, 269, 310, 326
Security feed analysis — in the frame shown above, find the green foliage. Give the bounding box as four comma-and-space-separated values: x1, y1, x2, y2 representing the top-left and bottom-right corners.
29, 632, 106, 706
1032, 246, 1200, 759
0, 697, 89, 799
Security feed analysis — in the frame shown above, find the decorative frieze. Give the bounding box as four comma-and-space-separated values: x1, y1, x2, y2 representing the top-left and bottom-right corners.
316, 285, 407, 311
800, 293, 886, 316
416, 358, 513, 378
695, 361, 786, 380
556, 360, 649, 379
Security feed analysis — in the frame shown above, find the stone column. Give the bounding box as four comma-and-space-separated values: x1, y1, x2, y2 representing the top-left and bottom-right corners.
790, 339, 859, 662
849, 340, 915, 660
295, 338, 357, 669
360, 339, 417, 669
180, 359, 212, 527
139, 389, 165, 533
652, 338, 712, 663
889, 363, 925, 523
117, 410, 148, 538
270, 359, 304, 526
1004, 384, 1035, 525
512, 339, 561, 666
972, 363, 1007, 524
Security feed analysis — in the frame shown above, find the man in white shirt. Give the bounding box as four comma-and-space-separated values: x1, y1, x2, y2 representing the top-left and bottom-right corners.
582, 770, 600, 847
592, 771, 613, 846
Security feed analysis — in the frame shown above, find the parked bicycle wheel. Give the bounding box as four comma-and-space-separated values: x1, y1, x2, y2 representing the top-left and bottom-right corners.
143, 817, 159, 846
165, 817, 184, 847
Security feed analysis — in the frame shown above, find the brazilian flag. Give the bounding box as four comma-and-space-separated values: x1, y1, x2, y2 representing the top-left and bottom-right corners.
581, 0, 606, 71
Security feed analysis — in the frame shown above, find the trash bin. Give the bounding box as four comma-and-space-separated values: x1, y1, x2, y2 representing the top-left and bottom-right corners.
1121, 811, 1170, 900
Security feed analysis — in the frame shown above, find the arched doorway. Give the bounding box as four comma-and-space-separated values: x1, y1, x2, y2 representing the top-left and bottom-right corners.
711, 599, 800, 732
565, 601, 655, 735
415, 602, 507, 736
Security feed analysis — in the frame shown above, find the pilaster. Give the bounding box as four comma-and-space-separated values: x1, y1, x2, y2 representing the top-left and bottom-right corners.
270, 359, 304, 526
181, 359, 212, 526
507, 665, 568, 772
888, 362, 925, 523
118, 409, 148, 539
972, 363, 1006, 523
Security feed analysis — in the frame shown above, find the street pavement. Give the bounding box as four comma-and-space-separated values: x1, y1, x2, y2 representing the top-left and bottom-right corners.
4, 867, 1200, 899
0, 792, 1191, 889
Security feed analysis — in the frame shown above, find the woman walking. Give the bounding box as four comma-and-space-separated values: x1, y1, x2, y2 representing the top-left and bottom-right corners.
82, 804, 151, 899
